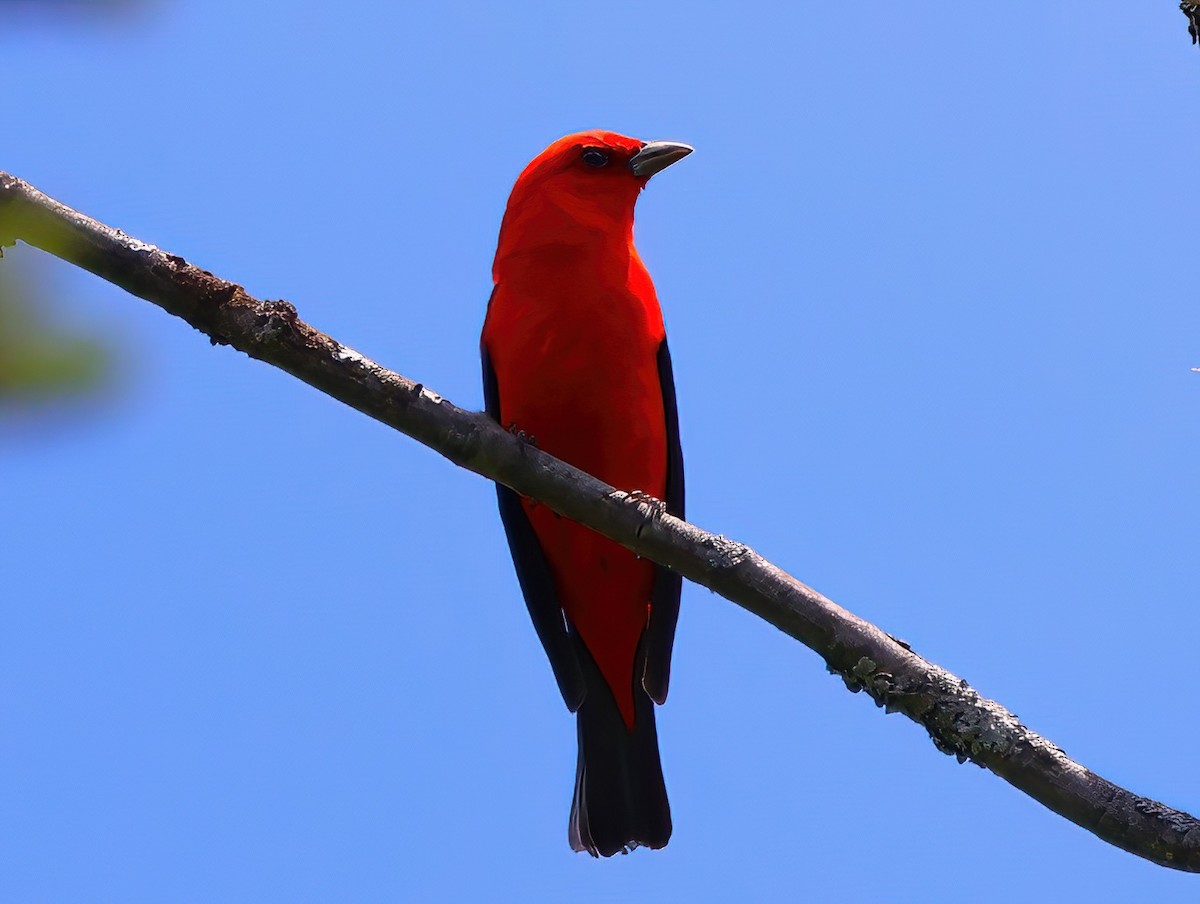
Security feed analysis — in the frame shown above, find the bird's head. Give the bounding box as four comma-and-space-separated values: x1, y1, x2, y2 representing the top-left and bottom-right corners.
495, 130, 692, 268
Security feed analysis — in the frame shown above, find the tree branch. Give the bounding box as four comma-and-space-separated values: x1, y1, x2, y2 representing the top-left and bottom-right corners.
2, 171, 1198, 872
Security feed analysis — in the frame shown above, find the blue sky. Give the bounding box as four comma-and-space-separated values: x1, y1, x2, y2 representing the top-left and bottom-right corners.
4, 2, 1200, 901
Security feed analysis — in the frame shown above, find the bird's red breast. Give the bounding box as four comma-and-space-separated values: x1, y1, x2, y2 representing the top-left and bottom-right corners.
482, 130, 669, 728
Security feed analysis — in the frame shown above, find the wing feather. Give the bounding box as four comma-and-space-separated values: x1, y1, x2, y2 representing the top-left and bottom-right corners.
482, 339, 586, 711
641, 338, 685, 704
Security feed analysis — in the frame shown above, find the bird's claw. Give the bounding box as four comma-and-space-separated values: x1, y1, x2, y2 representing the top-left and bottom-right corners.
507, 423, 538, 446
624, 489, 668, 520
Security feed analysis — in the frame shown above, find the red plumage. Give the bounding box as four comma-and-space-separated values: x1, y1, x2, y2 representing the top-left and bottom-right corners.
481, 130, 690, 855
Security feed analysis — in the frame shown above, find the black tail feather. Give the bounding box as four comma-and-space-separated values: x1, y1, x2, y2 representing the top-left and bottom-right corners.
567, 634, 671, 857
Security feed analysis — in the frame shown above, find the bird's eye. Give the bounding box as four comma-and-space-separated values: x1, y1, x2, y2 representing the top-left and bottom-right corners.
581, 148, 609, 168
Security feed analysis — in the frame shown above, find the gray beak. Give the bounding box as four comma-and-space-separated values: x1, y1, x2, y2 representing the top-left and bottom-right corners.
629, 140, 694, 178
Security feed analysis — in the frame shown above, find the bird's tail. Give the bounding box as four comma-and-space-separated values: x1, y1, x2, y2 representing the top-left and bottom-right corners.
567, 637, 671, 857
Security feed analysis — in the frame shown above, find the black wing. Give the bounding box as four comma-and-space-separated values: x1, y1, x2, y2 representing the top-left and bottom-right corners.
641, 338, 685, 705
482, 341, 586, 711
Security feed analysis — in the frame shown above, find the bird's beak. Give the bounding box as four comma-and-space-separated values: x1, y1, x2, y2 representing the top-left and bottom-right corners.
629, 140, 694, 178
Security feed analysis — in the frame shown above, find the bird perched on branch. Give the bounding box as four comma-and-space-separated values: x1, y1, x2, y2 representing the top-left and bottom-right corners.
480, 130, 691, 856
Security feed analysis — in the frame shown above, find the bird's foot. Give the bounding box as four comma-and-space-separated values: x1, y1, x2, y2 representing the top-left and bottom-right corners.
506, 423, 538, 446
621, 489, 668, 522
506, 423, 541, 508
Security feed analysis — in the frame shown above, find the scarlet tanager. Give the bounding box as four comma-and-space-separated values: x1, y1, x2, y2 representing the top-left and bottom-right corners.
480, 131, 691, 856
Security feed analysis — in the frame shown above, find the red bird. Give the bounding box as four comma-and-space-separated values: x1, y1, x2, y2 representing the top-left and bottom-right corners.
480, 131, 691, 856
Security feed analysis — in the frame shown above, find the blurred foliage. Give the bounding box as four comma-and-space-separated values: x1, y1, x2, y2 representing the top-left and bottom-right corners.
0, 0, 148, 422
0, 0, 157, 29
0, 0, 151, 10
0, 247, 114, 410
